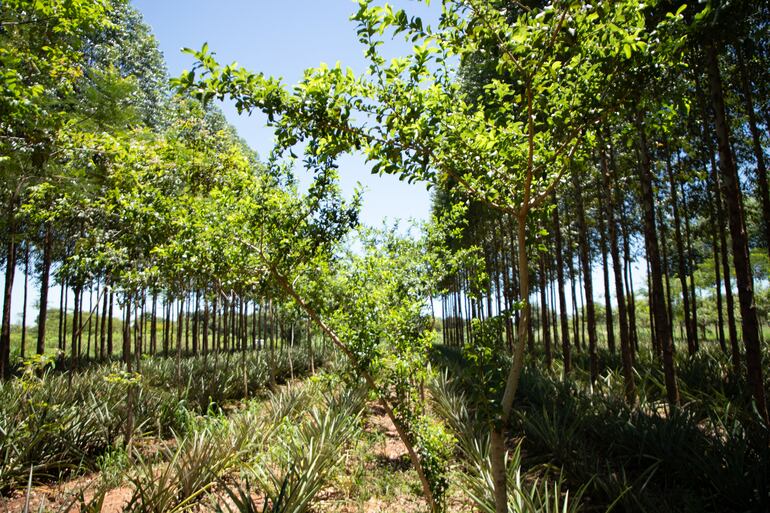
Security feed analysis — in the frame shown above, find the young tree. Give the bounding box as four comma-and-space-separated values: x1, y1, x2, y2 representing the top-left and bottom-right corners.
176, 1, 682, 510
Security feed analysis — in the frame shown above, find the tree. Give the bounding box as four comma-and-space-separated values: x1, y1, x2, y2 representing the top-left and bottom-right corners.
176, 1, 682, 510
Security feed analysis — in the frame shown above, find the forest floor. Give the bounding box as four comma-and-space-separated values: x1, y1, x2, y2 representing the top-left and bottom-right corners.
0, 400, 472, 513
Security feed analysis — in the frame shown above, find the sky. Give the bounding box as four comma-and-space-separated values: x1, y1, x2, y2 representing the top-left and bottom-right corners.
132, 0, 438, 228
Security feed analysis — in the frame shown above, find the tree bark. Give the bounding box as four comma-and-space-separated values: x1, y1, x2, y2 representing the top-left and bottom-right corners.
635, 110, 679, 406
100, 282, 108, 359
737, 45, 770, 257
705, 41, 768, 424
665, 146, 696, 354
573, 168, 599, 383
552, 201, 572, 374
21, 241, 29, 358
539, 253, 552, 369
601, 136, 636, 403
0, 198, 17, 379
598, 191, 616, 354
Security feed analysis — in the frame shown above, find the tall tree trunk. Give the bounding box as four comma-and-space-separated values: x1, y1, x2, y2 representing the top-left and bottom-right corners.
203, 296, 209, 354
176, 298, 183, 384
705, 41, 768, 424
552, 201, 571, 374
106, 289, 114, 357
707, 176, 727, 351
0, 198, 17, 379
62, 281, 69, 353
58, 280, 65, 351
598, 192, 616, 354
100, 282, 108, 360
573, 168, 599, 383
665, 146, 696, 354
715, 159, 739, 365
567, 234, 581, 352
737, 45, 770, 256
21, 241, 29, 358
122, 296, 131, 365
635, 110, 679, 406
71, 286, 82, 369
212, 295, 219, 352
620, 208, 639, 356
659, 212, 675, 346
150, 292, 157, 355
681, 181, 699, 351
192, 291, 199, 354
601, 136, 636, 402
539, 254, 552, 369
184, 295, 190, 353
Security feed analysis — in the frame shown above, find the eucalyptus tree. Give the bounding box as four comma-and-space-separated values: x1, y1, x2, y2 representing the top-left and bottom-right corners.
690, 1, 769, 424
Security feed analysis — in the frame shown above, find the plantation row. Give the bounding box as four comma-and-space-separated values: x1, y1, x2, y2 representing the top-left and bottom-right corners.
8, 301, 320, 371
4, 341, 767, 512
3, 0, 770, 512
0, 347, 324, 494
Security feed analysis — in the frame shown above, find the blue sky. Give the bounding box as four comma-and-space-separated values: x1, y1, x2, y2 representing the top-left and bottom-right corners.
132, 0, 438, 227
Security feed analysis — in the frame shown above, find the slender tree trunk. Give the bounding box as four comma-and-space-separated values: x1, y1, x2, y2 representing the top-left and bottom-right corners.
176, 298, 183, 384
567, 234, 581, 352
100, 282, 108, 359
251, 301, 257, 350
184, 295, 190, 353
539, 254, 552, 369
122, 296, 131, 365
86, 285, 93, 359
598, 192, 616, 354
150, 292, 157, 355
659, 213, 675, 347
620, 210, 639, 356
268, 299, 276, 386
58, 280, 65, 351
552, 200, 571, 374
222, 298, 230, 350
737, 45, 770, 256
21, 241, 29, 358
665, 146, 696, 354
0, 198, 17, 379
705, 41, 768, 424
681, 182, 699, 351
134, 292, 142, 370
108, 290, 114, 356
62, 281, 69, 353
212, 295, 219, 352
707, 176, 727, 351
635, 110, 679, 406
71, 286, 82, 369
192, 291, 199, 354
573, 168, 598, 382
203, 296, 209, 354
601, 135, 636, 402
